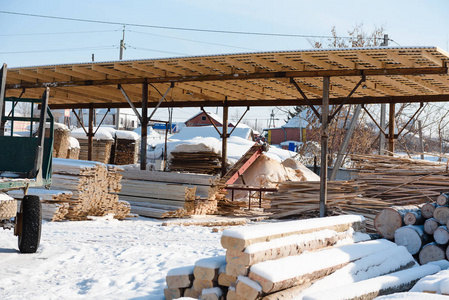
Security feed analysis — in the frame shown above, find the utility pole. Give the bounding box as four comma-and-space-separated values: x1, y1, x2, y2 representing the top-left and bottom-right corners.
380, 34, 389, 47
268, 110, 278, 128
117, 26, 126, 130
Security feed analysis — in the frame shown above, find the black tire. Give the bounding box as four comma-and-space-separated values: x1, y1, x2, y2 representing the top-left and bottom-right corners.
18, 195, 42, 253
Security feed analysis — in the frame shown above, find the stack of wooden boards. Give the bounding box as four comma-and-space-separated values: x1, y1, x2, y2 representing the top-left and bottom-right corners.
78, 140, 114, 164
8, 188, 72, 221
50, 126, 71, 158
375, 193, 449, 265
169, 151, 223, 175
114, 138, 139, 165
118, 168, 220, 218
164, 215, 444, 300
43, 158, 129, 220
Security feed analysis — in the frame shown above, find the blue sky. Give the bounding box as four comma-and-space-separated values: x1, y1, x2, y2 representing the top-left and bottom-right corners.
1, 0, 448, 127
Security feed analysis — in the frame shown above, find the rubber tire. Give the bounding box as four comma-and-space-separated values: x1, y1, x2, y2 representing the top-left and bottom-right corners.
18, 195, 42, 254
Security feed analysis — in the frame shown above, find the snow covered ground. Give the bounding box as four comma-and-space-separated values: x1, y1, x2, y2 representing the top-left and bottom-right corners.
0, 217, 226, 299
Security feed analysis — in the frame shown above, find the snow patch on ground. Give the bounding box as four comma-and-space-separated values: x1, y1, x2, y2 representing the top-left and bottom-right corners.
0, 218, 225, 299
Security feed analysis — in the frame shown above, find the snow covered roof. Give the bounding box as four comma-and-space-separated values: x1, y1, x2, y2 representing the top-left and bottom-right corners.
187, 111, 224, 125
170, 125, 253, 140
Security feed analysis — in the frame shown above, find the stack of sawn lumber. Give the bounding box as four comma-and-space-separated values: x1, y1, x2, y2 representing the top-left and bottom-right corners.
78, 139, 113, 164
8, 188, 72, 221
118, 168, 220, 218
375, 193, 449, 265
169, 151, 223, 175
43, 158, 130, 220
164, 215, 442, 300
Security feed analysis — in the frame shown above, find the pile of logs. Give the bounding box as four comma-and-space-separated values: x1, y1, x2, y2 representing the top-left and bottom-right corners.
78, 140, 113, 164
169, 151, 223, 175
118, 168, 220, 218
165, 215, 442, 300
375, 193, 449, 265
42, 158, 130, 220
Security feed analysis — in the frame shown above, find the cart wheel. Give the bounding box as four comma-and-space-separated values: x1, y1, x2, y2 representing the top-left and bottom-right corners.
18, 195, 42, 253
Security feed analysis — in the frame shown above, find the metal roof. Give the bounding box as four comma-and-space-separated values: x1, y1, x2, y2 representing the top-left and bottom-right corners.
4, 46, 449, 109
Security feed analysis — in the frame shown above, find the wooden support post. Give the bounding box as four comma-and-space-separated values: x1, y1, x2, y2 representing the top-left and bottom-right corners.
221, 98, 229, 177
379, 103, 386, 155
88, 104, 94, 161
140, 80, 148, 170
320, 76, 330, 217
388, 103, 395, 155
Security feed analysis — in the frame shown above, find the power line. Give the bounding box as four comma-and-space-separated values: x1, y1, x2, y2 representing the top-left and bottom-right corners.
0, 10, 386, 40
129, 30, 258, 51
0, 29, 119, 37
0, 45, 117, 55
127, 44, 189, 56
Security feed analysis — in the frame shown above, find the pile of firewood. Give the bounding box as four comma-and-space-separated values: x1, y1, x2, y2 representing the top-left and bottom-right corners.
118, 168, 219, 218
375, 193, 449, 265
164, 215, 442, 300
352, 154, 449, 204
45, 158, 130, 220
266, 180, 390, 232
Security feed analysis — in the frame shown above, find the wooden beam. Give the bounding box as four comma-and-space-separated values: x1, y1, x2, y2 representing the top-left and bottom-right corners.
6, 67, 448, 89
37, 94, 449, 109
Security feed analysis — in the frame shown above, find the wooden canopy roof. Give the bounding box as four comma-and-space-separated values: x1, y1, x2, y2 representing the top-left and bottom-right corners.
4, 46, 449, 109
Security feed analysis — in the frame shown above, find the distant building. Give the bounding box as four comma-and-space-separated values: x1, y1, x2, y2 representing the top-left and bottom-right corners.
185, 111, 235, 127
264, 115, 309, 149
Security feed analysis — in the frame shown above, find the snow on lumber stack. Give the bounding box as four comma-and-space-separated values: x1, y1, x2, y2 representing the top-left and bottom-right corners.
193, 256, 226, 291
375, 292, 449, 299
225, 228, 360, 277
118, 168, 219, 219
221, 215, 365, 252
301, 264, 441, 300
248, 239, 397, 294
42, 158, 129, 220
409, 268, 449, 295
165, 256, 226, 299
199, 287, 223, 300
166, 265, 194, 290
298, 245, 417, 298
